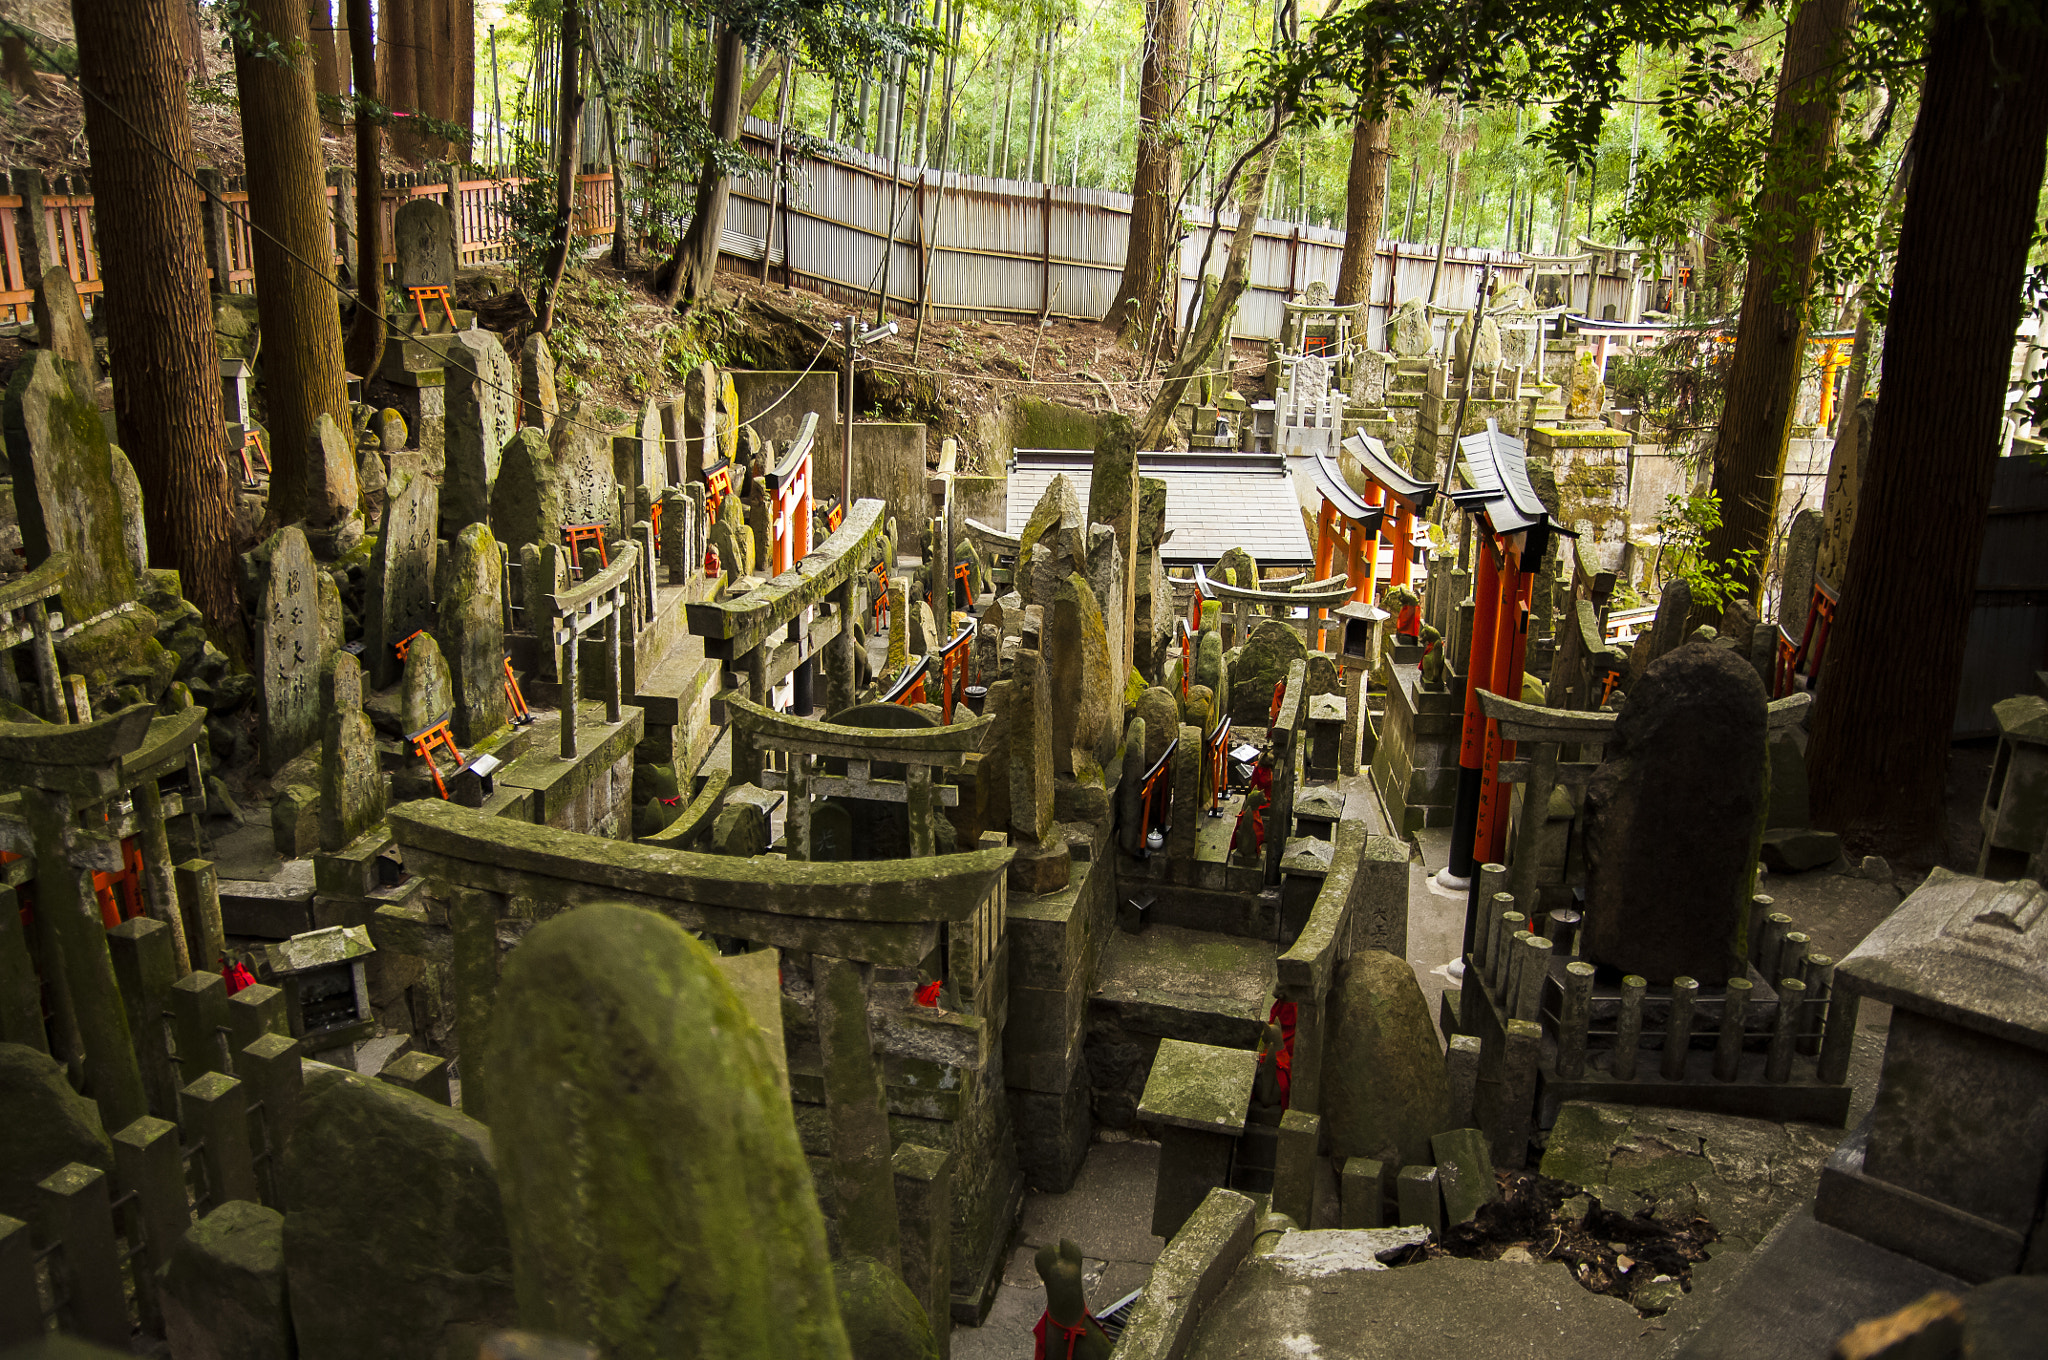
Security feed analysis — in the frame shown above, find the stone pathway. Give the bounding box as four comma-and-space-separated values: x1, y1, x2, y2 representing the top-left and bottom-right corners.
951, 1140, 1166, 1358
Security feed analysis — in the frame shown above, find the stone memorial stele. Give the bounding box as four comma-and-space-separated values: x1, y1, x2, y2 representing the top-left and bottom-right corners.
319, 652, 385, 852
486, 903, 850, 1359
400, 631, 456, 737
444, 328, 519, 532
281, 1068, 514, 1359
438, 524, 511, 746
520, 333, 558, 432
369, 466, 441, 689
393, 198, 458, 299
1580, 641, 1768, 984
5, 349, 138, 620
492, 426, 564, 557
259, 526, 322, 774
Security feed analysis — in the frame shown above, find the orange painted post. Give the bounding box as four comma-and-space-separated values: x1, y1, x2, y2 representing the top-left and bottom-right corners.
1392, 506, 1414, 587
1315, 501, 1337, 580
1447, 534, 1502, 888
1362, 487, 1384, 594
1344, 522, 1367, 605
1487, 571, 1536, 865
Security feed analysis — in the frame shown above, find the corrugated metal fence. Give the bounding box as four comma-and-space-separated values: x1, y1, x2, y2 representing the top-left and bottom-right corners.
716, 115, 1533, 346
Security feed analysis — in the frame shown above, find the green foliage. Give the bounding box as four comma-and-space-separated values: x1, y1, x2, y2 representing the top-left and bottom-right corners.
1652, 491, 1754, 614
1605, 322, 1727, 459
495, 131, 573, 285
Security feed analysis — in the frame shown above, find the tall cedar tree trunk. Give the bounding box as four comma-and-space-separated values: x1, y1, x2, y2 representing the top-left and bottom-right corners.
454, 0, 475, 153
1808, 1, 2048, 855
71, 0, 242, 632
417, 0, 450, 160
534, 0, 584, 334
1106, 0, 1192, 345
1137, 117, 1284, 450
381, 0, 421, 160
1334, 100, 1390, 306
1697, 0, 1856, 607
654, 23, 745, 308
234, 0, 356, 531
344, 0, 386, 380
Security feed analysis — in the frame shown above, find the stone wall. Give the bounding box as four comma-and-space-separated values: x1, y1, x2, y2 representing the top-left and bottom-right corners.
729, 369, 840, 450
1369, 664, 1465, 835
1005, 819, 1118, 1195
814, 422, 930, 536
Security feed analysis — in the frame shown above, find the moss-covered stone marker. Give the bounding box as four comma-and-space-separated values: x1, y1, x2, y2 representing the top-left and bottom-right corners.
486, 903, 851, 1359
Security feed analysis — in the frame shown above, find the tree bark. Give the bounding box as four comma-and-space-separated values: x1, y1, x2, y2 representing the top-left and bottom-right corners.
1334, 98, 1390, 306
1696, 0, 1856, 608
652, 22, 744, 309
344, 0, 386, 380
381, 0, 421, 160
70, 0, 242, 632
452, 0, 475, 160
234, 0, 357, 533
1137, 115, 1284, 451
1106, 0, 1192, 346
534, 0, 583, 333
1808, 0, 2048, 855
416, 0, 450, 159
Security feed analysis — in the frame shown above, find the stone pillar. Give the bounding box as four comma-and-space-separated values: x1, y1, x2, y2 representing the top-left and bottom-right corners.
892, 1143, 954, 1356
193, 167, 233, 294
812, 954, 901, 1271
24, 796, 146, 1131
448, 887, 505, 1123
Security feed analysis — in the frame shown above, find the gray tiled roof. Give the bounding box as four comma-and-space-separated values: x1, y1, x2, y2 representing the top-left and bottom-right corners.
1006, 454, 1314, 566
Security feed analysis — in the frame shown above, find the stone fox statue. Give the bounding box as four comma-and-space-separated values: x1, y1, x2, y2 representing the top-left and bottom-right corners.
1033, 1239, 1113, 1360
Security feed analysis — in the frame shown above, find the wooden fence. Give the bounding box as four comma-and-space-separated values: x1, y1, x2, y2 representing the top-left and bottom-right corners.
0, 167, 618, 327
1, 141, 1648, 348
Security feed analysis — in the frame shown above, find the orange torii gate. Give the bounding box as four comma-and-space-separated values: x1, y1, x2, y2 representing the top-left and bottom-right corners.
1438, 422, 1574, 964
1326, 434, 1438, 634
764, 413, 818, 578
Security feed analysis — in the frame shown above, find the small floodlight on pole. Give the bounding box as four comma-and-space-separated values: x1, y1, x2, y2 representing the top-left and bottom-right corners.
836, 316, 899, 517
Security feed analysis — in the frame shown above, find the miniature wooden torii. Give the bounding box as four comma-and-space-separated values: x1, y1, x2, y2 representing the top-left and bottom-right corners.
1437, 422, 1573, 961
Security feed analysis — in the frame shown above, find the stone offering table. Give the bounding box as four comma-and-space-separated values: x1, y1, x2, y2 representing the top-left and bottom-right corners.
1140, 1038, 1259, 1240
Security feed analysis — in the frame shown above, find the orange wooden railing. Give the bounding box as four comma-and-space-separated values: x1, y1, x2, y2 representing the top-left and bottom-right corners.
0, 169, 616, 326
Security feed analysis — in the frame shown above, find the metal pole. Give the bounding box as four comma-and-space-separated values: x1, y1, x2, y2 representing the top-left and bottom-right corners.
490, 27, 503, 168
842, 315, 857, 512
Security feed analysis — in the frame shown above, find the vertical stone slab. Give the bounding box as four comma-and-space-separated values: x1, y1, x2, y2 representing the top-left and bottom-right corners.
1010, 648, 1055, 843
259, 527, 321, 774
553, 404, 618, 534
813, 953, 903, 1274
36, 266, 100, 386
393, 199, 458, 296
1087, 524, 1128, 693
438, 524, 510, 746
1581, 642, 1768, 984
108, 446, 150, 581
369, 467, 440, 689
319, 654, 386, 852
401, 632, 457, 738
444, 329, 518, 532
1778, 507, 1822, 634
4, 350, 138, 619
1048, 573, 1113, 776
1627, 576, 1693, 688
891, 1142, 953, 1360
491, 427, 562, 559
304, 413, 364, 551
1087, 415, 1139, 687
486, 903, 848, 1359
281, 1067, 514, 1360
1168, 723, 1202, 861
519, 333, 557, 433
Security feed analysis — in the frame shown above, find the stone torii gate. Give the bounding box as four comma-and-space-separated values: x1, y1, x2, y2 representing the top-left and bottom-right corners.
1190, 564, 1354, 655
386, 798, 1011, 1275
